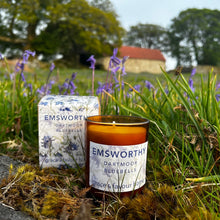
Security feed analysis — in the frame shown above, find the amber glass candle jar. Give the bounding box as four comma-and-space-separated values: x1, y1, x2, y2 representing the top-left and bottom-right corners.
85, 115, 149, 198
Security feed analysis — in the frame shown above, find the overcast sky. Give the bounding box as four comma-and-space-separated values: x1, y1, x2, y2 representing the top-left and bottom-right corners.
110, 0, 220, 69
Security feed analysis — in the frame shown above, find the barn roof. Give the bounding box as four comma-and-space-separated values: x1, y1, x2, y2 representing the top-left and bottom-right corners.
119, 46, 166, 62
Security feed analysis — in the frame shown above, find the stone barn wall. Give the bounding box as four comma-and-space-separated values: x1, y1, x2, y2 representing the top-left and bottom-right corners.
97, 57, 165, 74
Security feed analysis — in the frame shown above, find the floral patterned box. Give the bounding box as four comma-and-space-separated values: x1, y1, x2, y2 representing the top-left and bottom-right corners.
38, 95, 100, 168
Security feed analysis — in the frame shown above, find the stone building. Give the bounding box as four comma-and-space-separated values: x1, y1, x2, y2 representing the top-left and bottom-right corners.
97, 46, 166, 74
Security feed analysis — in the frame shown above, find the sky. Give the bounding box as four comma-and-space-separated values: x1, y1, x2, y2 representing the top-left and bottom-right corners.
110, 0, 220, 70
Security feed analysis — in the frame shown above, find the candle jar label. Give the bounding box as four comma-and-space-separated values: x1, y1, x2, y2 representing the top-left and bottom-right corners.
89, 141, 148, 192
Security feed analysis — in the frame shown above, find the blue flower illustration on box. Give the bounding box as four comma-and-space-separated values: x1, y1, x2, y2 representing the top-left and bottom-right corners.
39, 102, 48, 106
41, 135, 54, 157
55, 101, 64, 105
59, 107, 72, 111
45, 97, 54, 100
42, 136, 54, 149
65, 141, 78, 152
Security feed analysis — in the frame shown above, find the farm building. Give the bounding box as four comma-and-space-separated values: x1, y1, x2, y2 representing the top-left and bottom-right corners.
97, 46, 166, 74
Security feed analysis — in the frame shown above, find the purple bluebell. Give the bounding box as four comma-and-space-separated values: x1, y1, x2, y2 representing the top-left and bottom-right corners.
15, 60, 24, 73
23, 50, 36, 64
129, 84, 141, 92
188, 78, 195, 92
121, 56, 129, 76
96, 82, 112, 95
216, 94, 220, 102
164, 86, 169, 95
216, 82, 220, 90
87, 55, 96, 69
71, 73, 76, 81
145, 80, 155, 91
111, 66, 120, 75
36, 80, 55, 96
0, 53, 3, 60
109, 48, 121, 68
20, 72, 26, 82
50, 62, 55, 72
191, 68, 196, 77
59, 75, 77, 95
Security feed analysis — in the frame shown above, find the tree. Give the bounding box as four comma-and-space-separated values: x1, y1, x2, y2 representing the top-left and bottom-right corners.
124, 23, 168, 51
0, 0, 124, 64
34, 0, 124, 64
169, 8, 220, 66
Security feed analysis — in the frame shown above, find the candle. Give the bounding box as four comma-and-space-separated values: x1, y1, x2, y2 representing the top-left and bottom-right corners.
85, 115, 149, 198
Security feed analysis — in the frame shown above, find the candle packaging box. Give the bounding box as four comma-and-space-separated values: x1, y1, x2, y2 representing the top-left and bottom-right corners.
38, 95, 100, 168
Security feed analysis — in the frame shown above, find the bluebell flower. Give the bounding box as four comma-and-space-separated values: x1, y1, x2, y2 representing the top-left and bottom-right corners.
121, 56, 129, 76
188, 78, 195, 92
96, 82, 112, 95
23, 50, 36, 64
215, 94, 220, 102
15, 60, 24, 73
191, 68, 196, 77
216, 82, 220, 90
0, 53, 3, 60
87, 55, 96, 69
109, 48, 121, 68
59, 75, 77, 95
145, 80, 155, 91
129, 84, 141, 92
20, 72, 26, 82
111, 66, 120, 75
50, 62, 55, 72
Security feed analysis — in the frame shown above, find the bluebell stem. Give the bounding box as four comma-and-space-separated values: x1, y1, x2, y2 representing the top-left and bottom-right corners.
87, 55, 96, 96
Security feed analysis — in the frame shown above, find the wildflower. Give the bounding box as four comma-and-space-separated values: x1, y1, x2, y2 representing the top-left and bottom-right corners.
129, 84, 141, 92
59, 73, 77, 95
216, 94, 220, 102
96, 82, 112, 95
50, 63, 55, 72
121, 56, 129, 76
37, 80, 55, 96
0, 53, 3, 60
216, 82, 220, 90
87, 55, 96, 69
109, 48, 121, 68
111, 66, 120, 75
23, 50, 36, 64
20, 72, 26, 82
145, 80, 155, 91
87, 55, 96, 96
164, 86, 169, 95
188, 78, 195, 92
15, 61, 24, 73
191, 68, 196, 77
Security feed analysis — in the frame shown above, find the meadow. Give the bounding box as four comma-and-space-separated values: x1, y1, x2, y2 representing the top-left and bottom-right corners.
0, 50, 219, 219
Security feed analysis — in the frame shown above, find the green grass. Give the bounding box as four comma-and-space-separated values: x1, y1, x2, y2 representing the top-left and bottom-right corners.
0, 58, 219, 219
